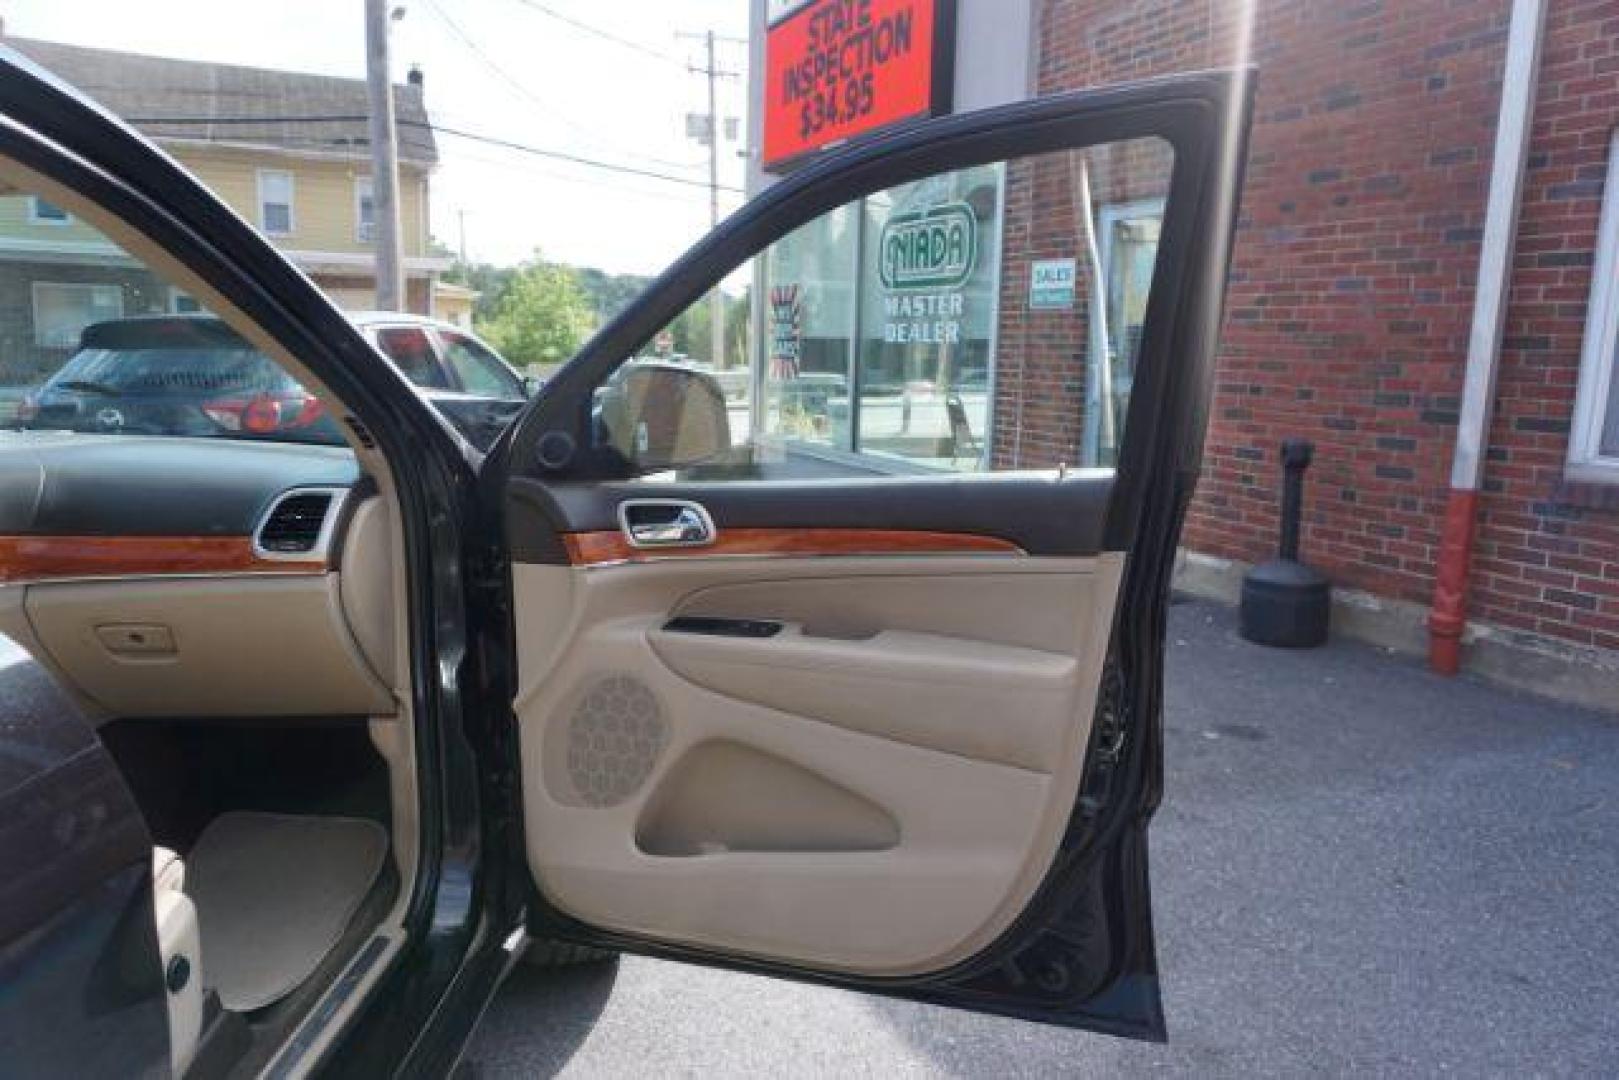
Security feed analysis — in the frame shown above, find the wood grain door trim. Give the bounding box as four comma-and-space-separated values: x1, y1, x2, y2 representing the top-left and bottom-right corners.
0, 535, 325, 584
561, 528, 1024, 567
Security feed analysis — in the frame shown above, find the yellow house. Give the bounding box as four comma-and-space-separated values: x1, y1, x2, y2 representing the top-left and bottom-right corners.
4, 36, 452, 321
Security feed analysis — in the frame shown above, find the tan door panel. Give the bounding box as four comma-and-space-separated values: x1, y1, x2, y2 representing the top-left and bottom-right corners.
512, 553, 1122, 976
635, 740, 901, 857
648, 624, 1079, 771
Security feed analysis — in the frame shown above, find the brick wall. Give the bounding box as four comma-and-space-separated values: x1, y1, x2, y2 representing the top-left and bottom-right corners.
1470, 0, 1619, 651
992, 149, 1091, 468
992, 137, 1176, 469
1030, 0, 1619, 655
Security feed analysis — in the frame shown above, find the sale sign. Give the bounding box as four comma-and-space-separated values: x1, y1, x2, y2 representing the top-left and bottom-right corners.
762, 0, 955, 170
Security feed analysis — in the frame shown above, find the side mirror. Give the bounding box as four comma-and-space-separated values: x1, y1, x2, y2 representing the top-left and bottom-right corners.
596, 361, 731, 474
522, 374, 543, 398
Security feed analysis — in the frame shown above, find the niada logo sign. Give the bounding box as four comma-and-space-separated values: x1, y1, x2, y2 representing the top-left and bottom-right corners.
878, 202, 976, 290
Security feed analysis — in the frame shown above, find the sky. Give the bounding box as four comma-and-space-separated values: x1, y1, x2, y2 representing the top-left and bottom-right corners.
0, 0, 752, 275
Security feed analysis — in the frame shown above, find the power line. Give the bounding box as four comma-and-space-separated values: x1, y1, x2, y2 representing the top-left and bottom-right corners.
445, 142, 742, 209
429, 101, 706, 169
508, 0, 689, 68
425, 121, 744, 192
147, 124, 735, 207
418, 0, 702, 173
124, 113, 745, 193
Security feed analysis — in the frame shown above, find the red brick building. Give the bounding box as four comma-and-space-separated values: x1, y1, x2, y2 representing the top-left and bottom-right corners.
1028, 0, 1619, 700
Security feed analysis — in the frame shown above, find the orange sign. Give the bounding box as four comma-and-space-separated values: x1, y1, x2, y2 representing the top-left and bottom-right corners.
763, 0, 954, 170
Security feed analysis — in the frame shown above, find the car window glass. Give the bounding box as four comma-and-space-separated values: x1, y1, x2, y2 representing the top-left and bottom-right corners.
439, 331, 521, 398
0, 185, 344, 446
375, 326, 450, 389
582, 137, 1173, 480
51, 347, 294, 394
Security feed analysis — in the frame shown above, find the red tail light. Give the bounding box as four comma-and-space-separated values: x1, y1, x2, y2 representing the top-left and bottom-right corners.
203, 391, 325, 433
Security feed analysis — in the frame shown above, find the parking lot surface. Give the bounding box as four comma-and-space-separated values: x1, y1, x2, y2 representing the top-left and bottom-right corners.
464, 598, 1619, 1078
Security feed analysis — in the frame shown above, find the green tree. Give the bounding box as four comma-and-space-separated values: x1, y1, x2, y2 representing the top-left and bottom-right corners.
574, 266, 654, 324
668, 288, 751, 368
475, 254, 595, 369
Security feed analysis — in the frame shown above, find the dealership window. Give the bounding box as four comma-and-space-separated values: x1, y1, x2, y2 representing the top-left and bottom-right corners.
849, 164, 1002, 469
748, 164, 1004, 470
1088, 198, 1164, 466
257, 169, 295, 236
29, 197, 70, 224
1568, 130, 1619, 482
355, 176, 375, 243
760, 201, 859, 449
32, 282, 124, 348
637, 136, 1174, 479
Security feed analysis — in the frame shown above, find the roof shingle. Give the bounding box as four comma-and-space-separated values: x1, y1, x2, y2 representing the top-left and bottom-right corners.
5, 36, 438, 165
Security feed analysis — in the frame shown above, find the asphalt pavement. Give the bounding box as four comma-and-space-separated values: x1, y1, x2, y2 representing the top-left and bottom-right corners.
463, 598, 1619, 1078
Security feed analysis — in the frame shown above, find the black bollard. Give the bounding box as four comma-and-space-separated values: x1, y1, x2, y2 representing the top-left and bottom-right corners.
1239, 439, 1330, 647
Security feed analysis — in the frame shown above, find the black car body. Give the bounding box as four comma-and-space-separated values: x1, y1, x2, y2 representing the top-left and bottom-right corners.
0, 44, 1251, 1080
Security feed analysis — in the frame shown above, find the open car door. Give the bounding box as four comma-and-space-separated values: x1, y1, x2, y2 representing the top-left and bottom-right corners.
488, 70, 1252, 1040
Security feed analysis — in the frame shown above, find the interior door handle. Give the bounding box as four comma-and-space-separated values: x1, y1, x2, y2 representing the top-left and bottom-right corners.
619, 499, 716, 548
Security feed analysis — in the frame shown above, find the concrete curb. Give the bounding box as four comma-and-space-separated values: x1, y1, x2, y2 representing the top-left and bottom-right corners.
1174, 549, 1619, 715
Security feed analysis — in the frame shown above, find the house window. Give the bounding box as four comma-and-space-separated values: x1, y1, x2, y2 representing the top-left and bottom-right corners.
32, 282, 124, 347
257, 169, 295, 236
355, 176, 375, 243
1568, 129, 1619, 482
169, 287, 203, 314
29, 197, 70, 224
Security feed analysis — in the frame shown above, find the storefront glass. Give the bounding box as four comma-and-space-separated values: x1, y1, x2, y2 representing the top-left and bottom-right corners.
638, 136, 1174, 481
759, 202, 858, 449
855, 163, 1001, 470
758, 164, 1001, 471
1088, 199, 1164, 466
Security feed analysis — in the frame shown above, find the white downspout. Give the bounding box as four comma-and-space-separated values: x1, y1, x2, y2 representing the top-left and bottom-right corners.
1428, 0, 1546, 674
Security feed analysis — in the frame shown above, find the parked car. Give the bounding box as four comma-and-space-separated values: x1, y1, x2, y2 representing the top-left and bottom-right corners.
0, 48, 1248, 1080
351, 311, 535, 451
16, 312, 531, 452
15, 315, 346, 443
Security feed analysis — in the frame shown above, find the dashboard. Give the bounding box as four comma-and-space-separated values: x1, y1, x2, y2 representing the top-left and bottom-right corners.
0, 432, 399, 722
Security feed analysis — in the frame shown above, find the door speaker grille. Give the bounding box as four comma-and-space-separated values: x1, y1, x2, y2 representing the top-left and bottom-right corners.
565, 674, 667, 807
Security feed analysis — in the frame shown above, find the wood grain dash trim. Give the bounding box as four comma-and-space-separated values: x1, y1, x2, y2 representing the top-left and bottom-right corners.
562, 528, 1024, 567
0, 535, 326, 584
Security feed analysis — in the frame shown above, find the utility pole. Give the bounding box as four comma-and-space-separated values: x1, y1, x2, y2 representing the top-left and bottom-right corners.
365, 0, 405, 311
457, 207, 468, 266
699, 30, 718, 367
679, 30, 743, 367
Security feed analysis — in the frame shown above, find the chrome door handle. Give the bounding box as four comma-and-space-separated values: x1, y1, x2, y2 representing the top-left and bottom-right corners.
618, 499, 716, 548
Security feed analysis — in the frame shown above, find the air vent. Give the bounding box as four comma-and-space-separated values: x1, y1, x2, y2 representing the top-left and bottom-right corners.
254, 488, 343, 559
